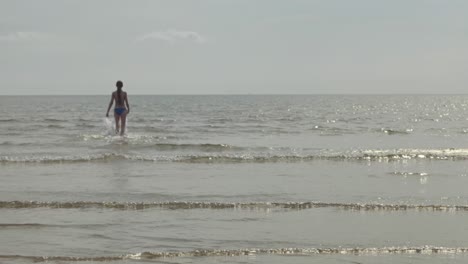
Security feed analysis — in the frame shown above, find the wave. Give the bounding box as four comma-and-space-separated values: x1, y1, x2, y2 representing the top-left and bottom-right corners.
43, 118, 64, 122
145, 143, 243, 152
311, 127, 413, 136
207, 117, 234, 124
2, 201, 468, 211
380, 128, 412, 135
2, 246, 468, 262
0, 223, 51, 228
3, 148, 468, 164
78, 118, 94, 122
75, 123, 97, 128
46, 124, 66, 129
0, 223, 110, 229
0, 153, 123, 163
0, 118, 18, 123
309, 126, 358, 136
390, 172, 429, 176
0, 141, 32, 146
80, 134, 181, 142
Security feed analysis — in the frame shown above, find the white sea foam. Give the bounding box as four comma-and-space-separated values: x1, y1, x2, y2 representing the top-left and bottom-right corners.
2, 200, 467, 211
2, 246, 468, 262
4, 148, 468, 164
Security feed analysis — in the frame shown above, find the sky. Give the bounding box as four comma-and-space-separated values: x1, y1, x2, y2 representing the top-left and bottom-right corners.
1, 0, 468, 95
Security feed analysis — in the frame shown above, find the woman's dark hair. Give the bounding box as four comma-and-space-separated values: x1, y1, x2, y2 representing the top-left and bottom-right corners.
116, 80, 123, 105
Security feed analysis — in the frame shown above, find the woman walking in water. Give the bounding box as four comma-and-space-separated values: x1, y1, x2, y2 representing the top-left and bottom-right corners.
106, 80, 130, 136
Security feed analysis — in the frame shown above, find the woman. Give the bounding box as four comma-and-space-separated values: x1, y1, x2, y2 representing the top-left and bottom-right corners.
106, 80, 130, 136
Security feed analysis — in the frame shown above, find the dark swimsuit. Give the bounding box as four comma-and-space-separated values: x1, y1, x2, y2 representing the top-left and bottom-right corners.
114, 92, 126, 116
114, 107, 126, 116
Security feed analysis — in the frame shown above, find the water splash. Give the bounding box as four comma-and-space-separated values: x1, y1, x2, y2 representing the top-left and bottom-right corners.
103, 117, 115, 136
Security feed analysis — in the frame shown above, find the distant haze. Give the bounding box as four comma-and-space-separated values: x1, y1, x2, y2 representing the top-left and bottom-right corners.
2, 0, 468, 95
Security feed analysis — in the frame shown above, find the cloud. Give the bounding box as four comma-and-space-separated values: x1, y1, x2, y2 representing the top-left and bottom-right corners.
0, 31, 46, 42
136, 30, 206, 43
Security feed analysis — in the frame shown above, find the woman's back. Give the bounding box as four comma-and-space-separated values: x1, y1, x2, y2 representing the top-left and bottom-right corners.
114, 91, 126, 107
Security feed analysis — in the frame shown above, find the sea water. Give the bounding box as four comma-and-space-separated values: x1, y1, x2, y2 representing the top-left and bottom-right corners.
1, 95, 468, 263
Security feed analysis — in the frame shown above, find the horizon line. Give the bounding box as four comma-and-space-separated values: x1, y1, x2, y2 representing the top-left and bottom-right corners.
2, 93, 468, 96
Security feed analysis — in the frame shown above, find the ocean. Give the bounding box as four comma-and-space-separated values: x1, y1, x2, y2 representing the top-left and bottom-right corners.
1, 95, 468, 263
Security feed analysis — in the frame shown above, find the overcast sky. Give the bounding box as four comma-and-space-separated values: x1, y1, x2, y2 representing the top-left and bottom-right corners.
2, 0, 468, 95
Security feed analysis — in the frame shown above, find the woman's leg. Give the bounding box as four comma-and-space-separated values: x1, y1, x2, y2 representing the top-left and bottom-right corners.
120, 112, 127, 136
114, 113, 120, 134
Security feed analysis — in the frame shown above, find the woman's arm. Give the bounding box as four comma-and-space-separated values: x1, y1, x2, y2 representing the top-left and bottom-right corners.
106, 93, 114, 117
125, 92, 130, 114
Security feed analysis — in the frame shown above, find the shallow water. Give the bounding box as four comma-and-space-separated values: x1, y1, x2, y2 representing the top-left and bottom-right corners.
1, 95, 468, 263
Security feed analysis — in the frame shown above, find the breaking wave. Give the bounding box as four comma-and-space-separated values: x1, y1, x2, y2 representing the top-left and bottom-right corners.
2, 201, 467, 211
2, 246, 468, 262
0, 153, 127, 163
390, 171, 429, 176
3, 148, 468, 164
378, 128, 413, 135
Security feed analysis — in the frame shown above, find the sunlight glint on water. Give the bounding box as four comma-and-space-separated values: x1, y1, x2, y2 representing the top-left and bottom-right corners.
1, 95, 468, 263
